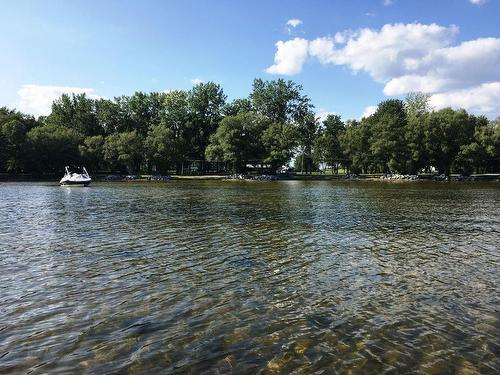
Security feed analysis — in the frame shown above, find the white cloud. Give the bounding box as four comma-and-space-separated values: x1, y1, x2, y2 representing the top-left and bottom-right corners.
430, 82, 500, 114
361, 105, 377, 119
266, 38, 309, 75
190, 78, 203, 85
309, 23, 459, 81
383, 0, 394, 6
266, 22, 500, 116
18, 84, 103, 117
383, 76, 453, 96
383, 37, 500, 95
469, 0, 486, 5
286, 19, 302, 28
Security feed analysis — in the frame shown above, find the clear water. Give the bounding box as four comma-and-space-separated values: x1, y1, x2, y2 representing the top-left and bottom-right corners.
0, 180, 499, 374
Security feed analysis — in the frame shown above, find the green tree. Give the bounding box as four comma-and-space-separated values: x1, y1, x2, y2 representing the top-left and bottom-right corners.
79, 135, 105, 172
340, 119, 373, 174
405, 92, 431, 174
423, 108, 475, 175
250, 78, 312, 124
125, 92, 164, 136
205, 112, 264, 173
456, 116, 499, 174
223, 98, 252, 117
26, 125, 83, 173
370, 99, 409, 173
187, 82, 226, 160
294, 153, 319, 173
145, 124, 186, 174
161, 90, 190, 137
104, 131, 144, 173
0, 107, 37, 172
46, 93, 100, 136
261, 122, 297, 173
95, 99, 123, 135
313, 114, 345, 173
296, 112, 319, 174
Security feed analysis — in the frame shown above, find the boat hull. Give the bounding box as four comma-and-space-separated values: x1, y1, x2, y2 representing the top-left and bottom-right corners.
60, 180, 91, 186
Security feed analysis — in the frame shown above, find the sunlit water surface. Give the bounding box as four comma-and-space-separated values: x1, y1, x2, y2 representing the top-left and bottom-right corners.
0, 180, 499, 374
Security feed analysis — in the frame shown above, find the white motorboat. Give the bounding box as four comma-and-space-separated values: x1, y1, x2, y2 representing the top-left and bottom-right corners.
60, 166, 92, 186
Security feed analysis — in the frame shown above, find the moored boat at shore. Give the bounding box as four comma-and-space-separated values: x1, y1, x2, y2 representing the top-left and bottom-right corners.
60, 166, 91, 186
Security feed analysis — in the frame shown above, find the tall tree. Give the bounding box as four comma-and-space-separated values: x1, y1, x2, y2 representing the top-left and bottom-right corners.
95, 99, 123, 135
79, 135, 105, 172
120, 92, 164, 136
0, 107, 37, 172
456, 116, 499, 174
261, 122, 298, 173
205, 112, 264, 173
340, 119, 373, 174
46, 93, 100, 136
313, 114, 345, 173
296, 112, 319, 174
150, 90, 192, 173
250, 78, 312, 124
405, 92, 432, 173
370, 99, 409, 173
187, 82, 226, 160
104, 131, 144, 173
145, 124, 186, 174
423, 108, 475, 175
26, 125, 83, 173
223, 98, 252, 117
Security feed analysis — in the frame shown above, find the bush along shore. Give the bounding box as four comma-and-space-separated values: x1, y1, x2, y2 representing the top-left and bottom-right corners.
1, 172, 499, 182
96, 173, 500, 182
1, 80, 499, 178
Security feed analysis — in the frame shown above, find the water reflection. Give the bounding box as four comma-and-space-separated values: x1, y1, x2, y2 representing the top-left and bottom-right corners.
0, 181, 499, 374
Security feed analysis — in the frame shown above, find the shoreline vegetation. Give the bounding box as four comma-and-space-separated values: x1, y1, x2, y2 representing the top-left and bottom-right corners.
1, 79, 499, 178
1, 172, 499, 182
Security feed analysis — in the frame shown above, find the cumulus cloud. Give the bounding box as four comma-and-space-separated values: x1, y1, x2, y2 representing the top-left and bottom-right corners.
266, 22, 500, 116
430, 82, 500, 113
383, 37, 500, 95
18, 84, 103, 117
265, 38, 309, 75
309, 23, 460, 81
469, 0, 486, 5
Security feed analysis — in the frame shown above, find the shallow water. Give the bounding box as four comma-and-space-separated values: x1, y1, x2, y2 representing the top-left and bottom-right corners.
0, 180, 499, 374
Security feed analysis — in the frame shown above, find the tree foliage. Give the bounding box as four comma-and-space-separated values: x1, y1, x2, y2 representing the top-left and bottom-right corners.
205, 112, 264, 173
104, 131, 144, 173
250, 78, 312, 124
46, 94, 100, 136
26, 125, 83, 173
313, 114, 345, 173
0, 107, 36, 172
0, 83, 498, 176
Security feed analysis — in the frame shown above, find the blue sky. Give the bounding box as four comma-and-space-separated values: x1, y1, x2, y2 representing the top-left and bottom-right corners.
1, 0, 499, 119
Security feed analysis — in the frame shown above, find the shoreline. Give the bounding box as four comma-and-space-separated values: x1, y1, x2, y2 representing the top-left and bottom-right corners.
1, 173, 499, 182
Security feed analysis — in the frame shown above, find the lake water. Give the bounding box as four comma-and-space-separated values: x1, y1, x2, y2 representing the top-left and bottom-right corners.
0, 180, 499, 374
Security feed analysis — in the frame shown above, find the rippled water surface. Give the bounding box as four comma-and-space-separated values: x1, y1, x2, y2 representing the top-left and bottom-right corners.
1, 180, 499, 374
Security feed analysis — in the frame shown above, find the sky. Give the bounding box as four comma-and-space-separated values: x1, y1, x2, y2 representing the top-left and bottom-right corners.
1, 0, 499, 120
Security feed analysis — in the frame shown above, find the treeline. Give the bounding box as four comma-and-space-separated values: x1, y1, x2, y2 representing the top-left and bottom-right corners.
0, 79, 498, 176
